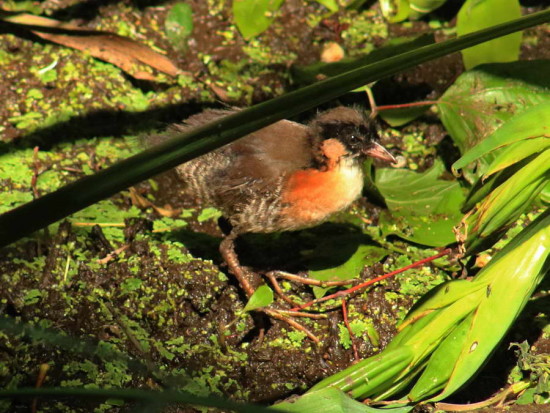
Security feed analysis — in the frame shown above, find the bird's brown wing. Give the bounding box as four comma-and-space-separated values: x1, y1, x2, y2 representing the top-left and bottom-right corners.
227, 119, 314, 183
149, 109, 315, 213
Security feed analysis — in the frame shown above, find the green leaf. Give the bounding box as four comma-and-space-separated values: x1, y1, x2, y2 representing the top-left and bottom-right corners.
408, 312, 474, 401
314, 0, 339, 12
457, 0, 522, 70
310, 243, 389, 299
403, 279, 485, 323
380, 0, 411, 23
242, 285, 274, 312
433, 211, 550, 400
164, 2, 194, 51
232, 0, 285, 39
438, 61, 550, 181
540, 181, 550, 204
483, 137, 550, 178
274, 387, 413, 413
408, 0, 447, 20
309, 347, 415, 398
452, 102, 550, 172
465, 150, 550, 247
376, 161, 466, 247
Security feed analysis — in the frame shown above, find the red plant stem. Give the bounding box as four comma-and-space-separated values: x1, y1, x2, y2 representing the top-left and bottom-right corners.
342, 299, 359, 361
291, 248, 453, 312
376, 100, 438, 111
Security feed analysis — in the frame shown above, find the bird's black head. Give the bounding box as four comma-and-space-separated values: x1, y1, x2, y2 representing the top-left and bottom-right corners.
311, 107, 395, 163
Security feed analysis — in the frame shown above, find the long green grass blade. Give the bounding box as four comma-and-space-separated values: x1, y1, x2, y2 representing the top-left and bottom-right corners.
402, 280, 484, 325
461, 160, 528, 212
0, 388, 279, 413
274, 387, 413, 413
308, 348, 414, 396
0, 9, 549, 247
484, 137, 550, 177
466, 149, 550, 242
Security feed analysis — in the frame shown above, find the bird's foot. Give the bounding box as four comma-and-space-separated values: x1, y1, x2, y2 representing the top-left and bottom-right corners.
221, 233, 323, 343
265, 270, 356, 306
266, 270, 356, 288
261, 308, 321, 344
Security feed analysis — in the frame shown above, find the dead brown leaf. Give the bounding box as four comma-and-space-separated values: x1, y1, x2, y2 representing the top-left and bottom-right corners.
3, 12, 183, 80
128, 187, 181, 217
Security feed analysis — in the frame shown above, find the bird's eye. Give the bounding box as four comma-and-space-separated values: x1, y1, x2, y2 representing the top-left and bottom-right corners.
349, 135, 359, 144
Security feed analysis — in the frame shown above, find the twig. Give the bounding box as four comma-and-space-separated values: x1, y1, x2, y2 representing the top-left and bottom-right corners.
263, 308, 320, 344
265, 272, 301, 307
269, 270, 356, 287
342, 299, 359, 362
97, 244, 129, 264
275, 309, 327, 319
31, 363, 50, 413
435, 380, 531, 411
376, 100, 438, 111
291, 248, 453, 311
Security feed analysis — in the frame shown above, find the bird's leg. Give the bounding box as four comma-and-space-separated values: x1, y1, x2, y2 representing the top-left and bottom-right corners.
219, 231, 320, 343
267, 270, 357, 288
219, 231, 257, 298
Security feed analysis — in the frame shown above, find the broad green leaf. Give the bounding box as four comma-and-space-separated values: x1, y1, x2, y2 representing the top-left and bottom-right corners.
304, 212, 550, 403
469, 177, 547, 245
309, 347, 415, 398
540, 182, 550, 204
314, 0, 339, 12
461, 159, 526, 212
408, 312, 474, 401
383, 289, 485, 398
309, 243, 389, 299
376, 161, 466, 247
438, 60, 550, 181
457, 0, 522, 70
164, 2, 194, 51
232, 0, 285, 39
452, 102, 550, 172
402, 279, 485, 324
242, 284, 274, 312
275, 387, 413, 413
388, 309, 441, 349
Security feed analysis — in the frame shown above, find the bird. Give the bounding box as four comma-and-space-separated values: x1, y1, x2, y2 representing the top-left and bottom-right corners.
153, 107, 395, 305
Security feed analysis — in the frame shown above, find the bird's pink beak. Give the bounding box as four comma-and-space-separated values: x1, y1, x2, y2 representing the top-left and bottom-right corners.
363, 142, 396, 164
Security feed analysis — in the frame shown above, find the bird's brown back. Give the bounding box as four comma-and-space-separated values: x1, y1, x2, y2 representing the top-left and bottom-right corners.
153, 109, 317, 232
